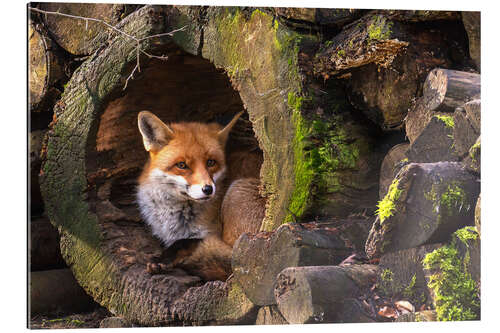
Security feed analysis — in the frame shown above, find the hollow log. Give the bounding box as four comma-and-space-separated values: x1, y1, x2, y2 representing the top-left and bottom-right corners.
39, 5, 383, 326
274, 265, 378, 324
422, 68, 480, 113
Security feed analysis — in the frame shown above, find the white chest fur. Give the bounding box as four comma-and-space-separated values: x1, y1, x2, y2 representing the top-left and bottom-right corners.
136, 175, 209, 248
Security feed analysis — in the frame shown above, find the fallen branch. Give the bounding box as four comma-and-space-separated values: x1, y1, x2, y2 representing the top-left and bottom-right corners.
29, 6, 186, 90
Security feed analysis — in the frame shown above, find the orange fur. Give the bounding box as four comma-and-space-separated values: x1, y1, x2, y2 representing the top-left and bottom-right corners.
137, 111, 264, 281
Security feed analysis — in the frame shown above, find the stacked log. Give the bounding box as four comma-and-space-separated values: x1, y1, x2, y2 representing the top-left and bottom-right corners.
29, 3, 480, 326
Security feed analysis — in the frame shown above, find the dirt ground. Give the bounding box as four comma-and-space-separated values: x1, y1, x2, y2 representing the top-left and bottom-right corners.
29, 307, 113, 329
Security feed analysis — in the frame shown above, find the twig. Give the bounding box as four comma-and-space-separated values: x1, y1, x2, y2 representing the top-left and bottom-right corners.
28, 6, 186, 90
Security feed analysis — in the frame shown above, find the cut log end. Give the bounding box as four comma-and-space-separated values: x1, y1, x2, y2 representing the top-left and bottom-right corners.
423, 68, 480, 113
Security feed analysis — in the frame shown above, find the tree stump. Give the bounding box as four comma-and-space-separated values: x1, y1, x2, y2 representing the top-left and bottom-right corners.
39, 5, 383, 325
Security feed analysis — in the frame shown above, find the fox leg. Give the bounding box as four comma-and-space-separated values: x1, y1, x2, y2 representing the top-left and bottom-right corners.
168, 235, 233, 281
146, 236, 233, 281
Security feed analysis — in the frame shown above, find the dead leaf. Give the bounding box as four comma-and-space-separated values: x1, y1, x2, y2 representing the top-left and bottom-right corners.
395, 300, 415, 313
378, 306, 398, 319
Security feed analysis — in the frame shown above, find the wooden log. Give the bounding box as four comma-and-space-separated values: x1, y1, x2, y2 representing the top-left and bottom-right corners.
463, 99, 481, 133
232, 220, 371, 306
461, 12, 481, 71
376, 244, 443, 309
405, 116, 459, 163
379, 143, 409, 199
453, 106, 479, 158
313, 12, 469, 130
255, 306, 288, 325
274, 265, 378, 324
34, 3, 139, 56
464, 136, 480, 174
30, 269, 98, 316
396, 310, 437, 322
422, 68, 480, 113
30, 217, 66, 271
475, 194, 481, 235
28, 21, 66, 114
30, 130, 47, 216
365, 162, 480, 258
273, 7, 365, 27
383, 10, 460, 22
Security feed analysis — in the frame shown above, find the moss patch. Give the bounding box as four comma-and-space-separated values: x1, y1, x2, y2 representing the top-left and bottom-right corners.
422, 230, 480, 321
376, 179, 402, 222
455, 226, 478, 244
367, 15, 393, 41
434, 115, 455, 129
441, 183, 467, 213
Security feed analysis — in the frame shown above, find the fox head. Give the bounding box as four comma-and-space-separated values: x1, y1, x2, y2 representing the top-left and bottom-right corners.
137, 111, 242, 201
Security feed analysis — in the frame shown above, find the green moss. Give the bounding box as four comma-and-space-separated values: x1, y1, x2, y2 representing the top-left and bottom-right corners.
286, 108, 315, 223
435, 115, 455, 129
367, 15, 393, 41
455, 226, 478, 244
441, 183, 466, 212
376, 179, 402, 222
422, 236, 480, 321
470, 140, 480, 160
403, 274, 417, 298
337, 49, 346, 57
381, 268, 394, 282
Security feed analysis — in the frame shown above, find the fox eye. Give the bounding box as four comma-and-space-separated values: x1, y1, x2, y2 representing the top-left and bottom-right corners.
207, 159, 216, 167
176, 161, 188, 169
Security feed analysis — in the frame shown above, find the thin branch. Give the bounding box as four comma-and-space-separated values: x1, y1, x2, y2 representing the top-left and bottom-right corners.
28, 6, 187, 90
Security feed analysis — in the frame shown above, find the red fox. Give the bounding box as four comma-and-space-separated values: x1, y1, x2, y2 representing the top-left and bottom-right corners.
137, 111, 264, 281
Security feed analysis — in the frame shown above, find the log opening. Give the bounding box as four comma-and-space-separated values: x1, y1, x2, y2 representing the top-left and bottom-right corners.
84, 49, 263, 277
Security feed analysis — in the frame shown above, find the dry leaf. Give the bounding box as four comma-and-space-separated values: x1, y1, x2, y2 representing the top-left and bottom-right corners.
378, 306, 398, 319
395, 300, 415, 313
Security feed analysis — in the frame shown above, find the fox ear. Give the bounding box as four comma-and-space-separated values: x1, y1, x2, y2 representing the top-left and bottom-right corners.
217, 111, 243, 144
138, 111, 175, 152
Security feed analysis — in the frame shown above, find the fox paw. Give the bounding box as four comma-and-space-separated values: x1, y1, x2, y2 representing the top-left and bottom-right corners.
146, 262, 170, 275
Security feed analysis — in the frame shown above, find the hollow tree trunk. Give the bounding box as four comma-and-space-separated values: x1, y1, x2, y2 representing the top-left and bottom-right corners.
39, 5, 383, 326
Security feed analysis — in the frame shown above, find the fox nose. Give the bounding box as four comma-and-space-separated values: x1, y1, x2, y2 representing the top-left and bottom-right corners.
202, 185, 213, 195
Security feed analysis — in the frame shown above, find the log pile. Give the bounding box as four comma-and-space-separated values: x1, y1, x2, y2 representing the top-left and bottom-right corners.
29, 3, 480, 326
